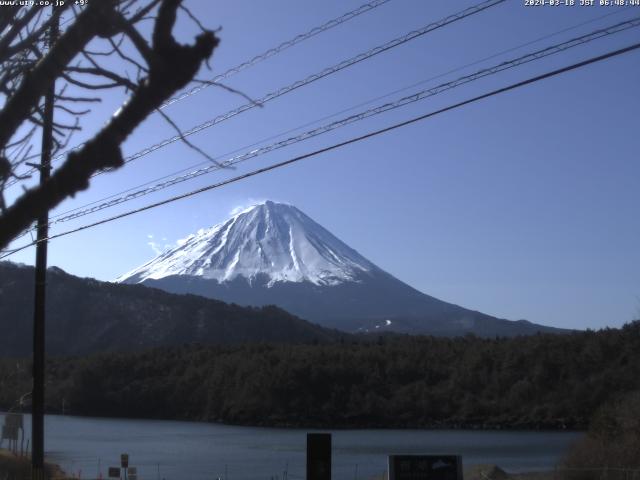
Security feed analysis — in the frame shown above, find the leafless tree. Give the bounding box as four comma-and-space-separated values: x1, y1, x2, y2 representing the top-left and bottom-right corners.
0, 0, 219, 251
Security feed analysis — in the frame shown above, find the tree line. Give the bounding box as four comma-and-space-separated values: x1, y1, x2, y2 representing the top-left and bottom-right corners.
1, 321, 639, 429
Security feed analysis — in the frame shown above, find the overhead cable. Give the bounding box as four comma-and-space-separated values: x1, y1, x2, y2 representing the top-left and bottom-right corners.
33, 16, 640, 229
49, 6, 634, 224
7, 0, 506, 187
3, 40, 638, 259
160, 0, 394, 109
5, 0, 394, 184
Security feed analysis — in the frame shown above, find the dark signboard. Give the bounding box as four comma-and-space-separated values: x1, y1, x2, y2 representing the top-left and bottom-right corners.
307, 433, 331, 480
108, 467, 120, 478
388, 455, 462, 480
5, 414, 23, 429
2, 425, 19, 441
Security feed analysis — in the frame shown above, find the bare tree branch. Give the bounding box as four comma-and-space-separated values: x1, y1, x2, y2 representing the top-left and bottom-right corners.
0, 0, 119, 149
155, 107, 231, 168
0, 0, 219, 249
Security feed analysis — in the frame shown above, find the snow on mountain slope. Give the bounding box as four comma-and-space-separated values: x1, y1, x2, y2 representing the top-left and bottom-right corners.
117, 201, 376, 286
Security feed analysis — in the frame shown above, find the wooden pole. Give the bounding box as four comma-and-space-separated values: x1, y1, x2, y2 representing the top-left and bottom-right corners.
32, 9, 58, 480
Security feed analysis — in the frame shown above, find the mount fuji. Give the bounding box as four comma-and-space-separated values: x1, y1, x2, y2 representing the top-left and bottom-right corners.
118, 201, 565, 337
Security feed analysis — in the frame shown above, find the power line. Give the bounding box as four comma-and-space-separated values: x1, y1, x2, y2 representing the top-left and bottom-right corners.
6, 0, 505, 188
46, 4, 637, 210
24, 15, 640, 232
104, 0, 506, 172
3, 40, 638, 260
47, 6, 634, 225
160, 0, 394, 109
4, 0, 393, 184
340, 6, 636, 121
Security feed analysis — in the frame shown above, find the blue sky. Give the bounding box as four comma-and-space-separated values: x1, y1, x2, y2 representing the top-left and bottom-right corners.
5, 0, 640, 330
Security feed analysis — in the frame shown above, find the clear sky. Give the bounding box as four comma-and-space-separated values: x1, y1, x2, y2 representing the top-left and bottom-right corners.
5, 0, 640, 330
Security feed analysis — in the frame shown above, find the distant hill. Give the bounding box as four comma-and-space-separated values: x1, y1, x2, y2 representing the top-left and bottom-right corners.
0, 262, 341, 356
119, 200, 569, 337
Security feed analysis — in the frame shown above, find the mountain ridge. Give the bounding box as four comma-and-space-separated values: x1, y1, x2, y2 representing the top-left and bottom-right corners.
0, 261, 342, 357
119, 201, 568, 337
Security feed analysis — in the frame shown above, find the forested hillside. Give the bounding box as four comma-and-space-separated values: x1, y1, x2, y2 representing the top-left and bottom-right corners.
0, 262, 340, 356
1, 322, 638, 429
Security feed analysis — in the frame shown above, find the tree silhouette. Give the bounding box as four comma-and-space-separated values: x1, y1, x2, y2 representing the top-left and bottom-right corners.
0, 0, 219, 250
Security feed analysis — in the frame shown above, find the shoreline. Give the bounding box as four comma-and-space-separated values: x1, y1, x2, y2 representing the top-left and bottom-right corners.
2, 450, 556, 480
2, 409, 587, 432
1, 413, 578, 479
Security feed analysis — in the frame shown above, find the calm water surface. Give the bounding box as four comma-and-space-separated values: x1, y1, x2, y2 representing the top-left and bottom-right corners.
1, 413, 582, 480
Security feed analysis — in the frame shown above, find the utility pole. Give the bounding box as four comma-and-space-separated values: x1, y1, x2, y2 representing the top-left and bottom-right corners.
32, 9, 58, 480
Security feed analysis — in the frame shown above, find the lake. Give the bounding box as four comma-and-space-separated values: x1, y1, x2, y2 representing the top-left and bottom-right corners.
0, 413, 582, 480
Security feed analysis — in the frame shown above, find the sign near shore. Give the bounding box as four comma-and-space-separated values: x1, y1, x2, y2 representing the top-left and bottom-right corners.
1, 414, 23, 442
1, 425, 18, 441
4, 414, 23, 429
388, 455, 462, 480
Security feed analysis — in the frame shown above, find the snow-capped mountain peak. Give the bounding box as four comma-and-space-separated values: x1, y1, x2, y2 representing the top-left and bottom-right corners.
117, 201, 376, 286
115, 201, 562, 337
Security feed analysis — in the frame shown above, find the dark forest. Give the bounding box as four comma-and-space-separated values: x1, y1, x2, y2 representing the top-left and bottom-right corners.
2, 322, 638, 430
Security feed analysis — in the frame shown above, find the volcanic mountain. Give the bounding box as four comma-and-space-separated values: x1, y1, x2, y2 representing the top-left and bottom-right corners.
118, 201, 565, 336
